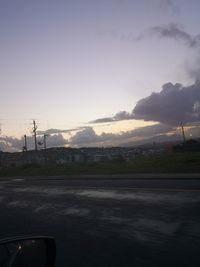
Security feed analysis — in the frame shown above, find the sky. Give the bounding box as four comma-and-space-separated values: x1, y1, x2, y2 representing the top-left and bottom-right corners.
0, 0, 200, 151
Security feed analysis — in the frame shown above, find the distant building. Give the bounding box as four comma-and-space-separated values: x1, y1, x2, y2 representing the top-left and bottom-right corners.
0, 145, 166, 168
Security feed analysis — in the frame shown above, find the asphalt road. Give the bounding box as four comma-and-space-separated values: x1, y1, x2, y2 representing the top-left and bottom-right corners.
0, 175, 200, 266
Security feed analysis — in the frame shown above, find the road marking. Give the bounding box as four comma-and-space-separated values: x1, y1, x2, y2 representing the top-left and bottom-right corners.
116, 187, 200, 193
4, 184, 200, 193
61, 186, 200, 193
11, 178, 25, 182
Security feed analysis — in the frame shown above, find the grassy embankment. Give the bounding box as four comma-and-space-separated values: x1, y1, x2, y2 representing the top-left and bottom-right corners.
0, 151, 200, 177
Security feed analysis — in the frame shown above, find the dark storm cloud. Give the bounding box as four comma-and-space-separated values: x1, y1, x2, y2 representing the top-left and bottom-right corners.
137, 23, 200, 48
92, 81, 200, 126
114, 111, 132, 120
90, 111, 132, 124
90, 117, 115, 124
133, 81, 200, 125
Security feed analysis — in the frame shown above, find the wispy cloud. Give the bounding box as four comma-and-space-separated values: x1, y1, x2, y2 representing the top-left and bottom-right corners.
157, 0, 180, 14
99, 23, 200, 48
137, 23, 200, 48
37, 126, 88, 136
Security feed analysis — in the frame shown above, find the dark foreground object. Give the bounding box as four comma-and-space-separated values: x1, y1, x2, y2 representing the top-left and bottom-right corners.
0, 176, 200, 266
0, 236, 56, 267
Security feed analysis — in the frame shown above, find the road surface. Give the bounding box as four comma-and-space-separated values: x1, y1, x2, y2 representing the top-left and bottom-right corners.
0, 175, 200, 266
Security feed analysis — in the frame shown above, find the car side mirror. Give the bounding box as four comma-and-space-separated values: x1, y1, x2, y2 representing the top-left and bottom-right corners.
0, 236, 56, 267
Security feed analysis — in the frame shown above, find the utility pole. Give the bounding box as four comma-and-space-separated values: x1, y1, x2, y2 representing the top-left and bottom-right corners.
181, 124, 186, 143
43, 134, 48, 150
33, 120, 38, 151
23, 134, 28, 152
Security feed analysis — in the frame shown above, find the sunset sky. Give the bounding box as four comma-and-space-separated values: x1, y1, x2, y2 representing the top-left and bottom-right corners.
0, 0, 200, 151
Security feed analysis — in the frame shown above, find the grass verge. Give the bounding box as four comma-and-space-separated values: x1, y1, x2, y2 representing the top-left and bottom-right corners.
0, 152, 200, 177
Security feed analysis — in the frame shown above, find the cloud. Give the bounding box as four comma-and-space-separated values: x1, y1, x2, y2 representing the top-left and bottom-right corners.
70, 124, 174, 147
0, 136, 22, 152
137, 23, 200, 48
90, 117, 115, 124
116, 0, 179, 13
37, 127, 87, 135
133, 81, 200, 125
91, 111, 132, 124
37, 128, 72, 135
186, 125, 200, 138
102, 23, 200, 127
157, 0, 179, 13
101, 23, 200, 49
1, 123, 198, 151
0, 134, 68, 152
123, 123, 174, 138
70, 127, 99, 146
122, 133, 182, 147
184, 54, 200, 81
92, 81, 200, 126
114, 111, 133, 120
40, 134, 68, 148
